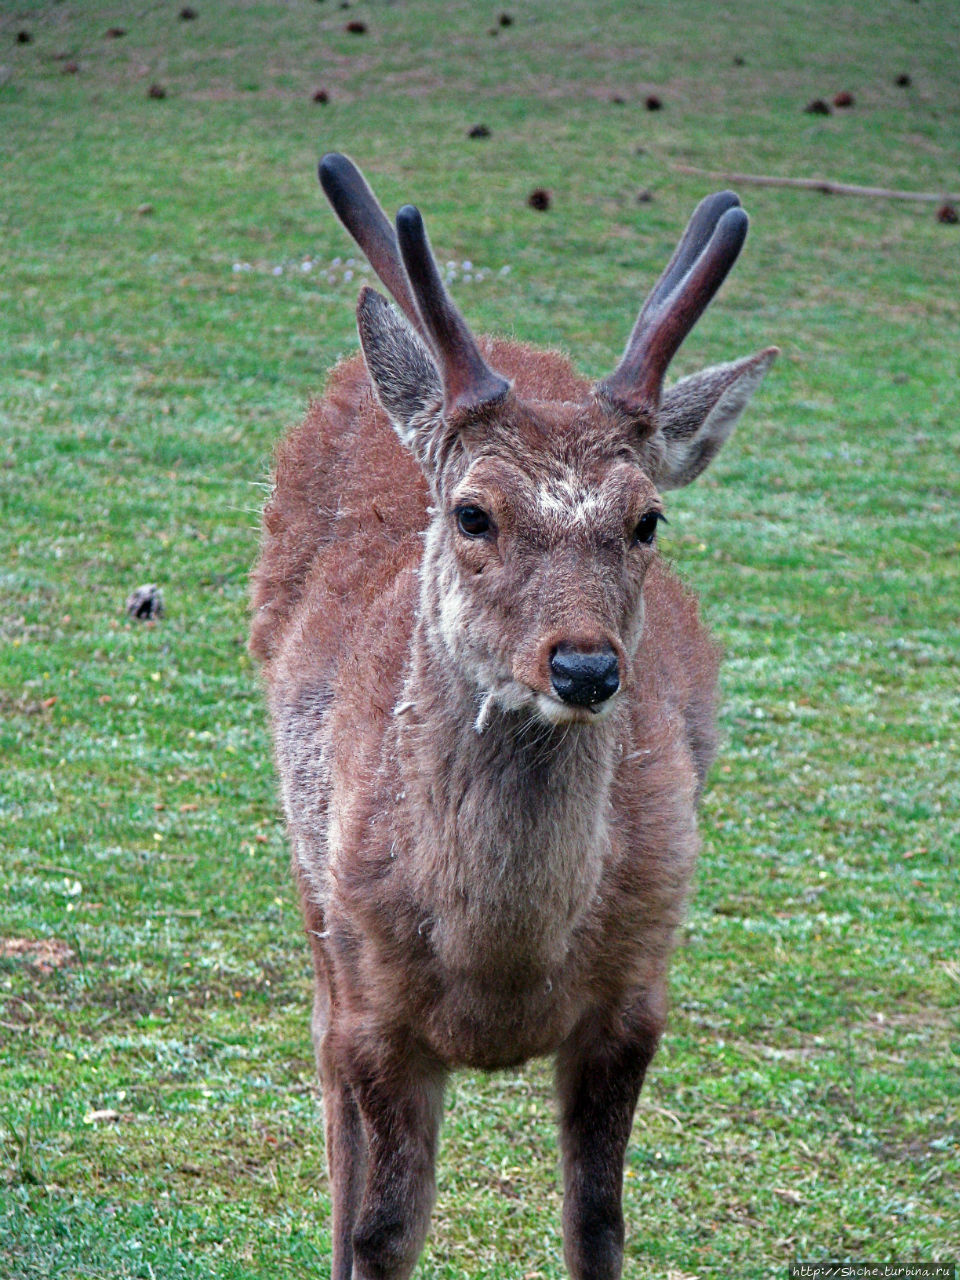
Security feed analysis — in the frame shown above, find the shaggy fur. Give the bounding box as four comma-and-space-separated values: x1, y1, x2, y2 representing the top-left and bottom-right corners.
250, 166, 775, 1279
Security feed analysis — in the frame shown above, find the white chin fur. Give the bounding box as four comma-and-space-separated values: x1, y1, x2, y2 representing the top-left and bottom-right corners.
474, 680, 536, 733
533, 691, 617, 726
473, 682, 618, 733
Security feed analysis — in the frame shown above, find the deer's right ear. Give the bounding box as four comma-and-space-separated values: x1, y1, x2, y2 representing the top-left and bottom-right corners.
356, 286, 444, 455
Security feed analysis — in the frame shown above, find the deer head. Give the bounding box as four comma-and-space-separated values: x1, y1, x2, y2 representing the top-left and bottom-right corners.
318, 154, 777, 729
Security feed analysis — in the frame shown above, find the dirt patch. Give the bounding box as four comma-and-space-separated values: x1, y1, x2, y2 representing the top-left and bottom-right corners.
866, 1008, 956, 1033
0, 688, 59, 717
1, 937, 76, 974
68, 965, 303, 1030
877, 1132, 953, 1163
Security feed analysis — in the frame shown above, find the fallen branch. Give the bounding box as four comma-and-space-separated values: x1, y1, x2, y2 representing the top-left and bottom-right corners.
671, 164, 959, 205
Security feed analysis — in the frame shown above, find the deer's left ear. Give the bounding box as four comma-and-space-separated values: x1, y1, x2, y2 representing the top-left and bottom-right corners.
652, 347, 779, 489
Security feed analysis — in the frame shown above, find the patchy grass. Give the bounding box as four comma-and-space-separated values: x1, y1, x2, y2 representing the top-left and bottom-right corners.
1, 1, 958, 1276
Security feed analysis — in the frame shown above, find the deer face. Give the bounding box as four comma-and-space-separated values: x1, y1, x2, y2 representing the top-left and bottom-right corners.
318, 154, 777, 728
418, 403, 664, 726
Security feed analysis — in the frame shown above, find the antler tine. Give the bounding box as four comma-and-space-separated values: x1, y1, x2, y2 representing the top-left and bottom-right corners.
318, 153, 429, 341
636, 190, 740, 325
395, 204, 510, 417
598, 202, 749, 418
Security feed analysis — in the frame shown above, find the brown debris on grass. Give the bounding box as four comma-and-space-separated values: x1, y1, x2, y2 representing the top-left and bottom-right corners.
833, 90, 854, 108
468, 123, 490, 138
312, 89, 329, 103
527, 188, 551, 211
805, 98, 832, 115
125, 583, 165, 618
936, 202, 958, 224
148, 83, 167, 99
346, 20, 368, 34
644, 94, 663, 111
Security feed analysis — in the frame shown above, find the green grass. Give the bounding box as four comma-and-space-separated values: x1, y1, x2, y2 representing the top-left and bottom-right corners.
1, 1, 958, 1276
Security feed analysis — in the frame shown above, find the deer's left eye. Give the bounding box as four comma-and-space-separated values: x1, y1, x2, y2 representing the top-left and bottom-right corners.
456, 505, 492, 538
633, 511, 664, 545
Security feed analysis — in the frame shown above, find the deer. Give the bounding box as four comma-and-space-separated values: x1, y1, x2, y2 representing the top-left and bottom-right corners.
249, 152, 777, 1280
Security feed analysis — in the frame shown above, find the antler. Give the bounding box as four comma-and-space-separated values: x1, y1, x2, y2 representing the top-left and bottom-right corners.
318, 152, 428, 341
395, 205, 509, 417
319, 153, 509, 419
597, 192, 749, 419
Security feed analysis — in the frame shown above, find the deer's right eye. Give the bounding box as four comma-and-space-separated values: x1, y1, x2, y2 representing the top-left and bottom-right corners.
455, 506, 492, 539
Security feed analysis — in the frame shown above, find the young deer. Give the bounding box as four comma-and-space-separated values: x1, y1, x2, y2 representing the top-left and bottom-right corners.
250, 154, 776, 1280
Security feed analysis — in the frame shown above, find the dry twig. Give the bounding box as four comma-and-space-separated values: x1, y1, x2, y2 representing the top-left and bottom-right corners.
671, 163, 960, 205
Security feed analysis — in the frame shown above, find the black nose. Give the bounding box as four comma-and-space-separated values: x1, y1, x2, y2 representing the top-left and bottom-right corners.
549, 644, 620, 708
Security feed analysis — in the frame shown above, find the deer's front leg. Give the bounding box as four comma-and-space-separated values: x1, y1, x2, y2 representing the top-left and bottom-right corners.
311, 962, 368, 1280
346, 1044, 446, 1280
318, 1037, 366, 1280
555, 993, 666, 1280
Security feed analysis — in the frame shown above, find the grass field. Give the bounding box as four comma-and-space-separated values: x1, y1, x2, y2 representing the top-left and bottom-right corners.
1, 1, 958, 1276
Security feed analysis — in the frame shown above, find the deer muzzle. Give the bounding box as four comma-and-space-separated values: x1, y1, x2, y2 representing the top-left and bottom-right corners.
549, 642, 621, 709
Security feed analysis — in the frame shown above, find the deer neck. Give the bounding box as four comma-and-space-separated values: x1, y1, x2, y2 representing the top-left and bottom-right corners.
395, 620, 618, 973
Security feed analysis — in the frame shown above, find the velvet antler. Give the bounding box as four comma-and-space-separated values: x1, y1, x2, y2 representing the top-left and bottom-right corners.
319, 153, 509, 418
597, 192, 749, 419
395, 204, 509, 417
318, 152, 428, 342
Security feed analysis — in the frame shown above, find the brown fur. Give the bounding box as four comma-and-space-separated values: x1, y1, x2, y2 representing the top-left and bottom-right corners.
250, 175, 774, 1279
